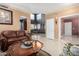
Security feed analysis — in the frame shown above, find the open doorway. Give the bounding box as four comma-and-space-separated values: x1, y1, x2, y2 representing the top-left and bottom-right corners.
31, 14, 45, 34
58, 14, 79, 41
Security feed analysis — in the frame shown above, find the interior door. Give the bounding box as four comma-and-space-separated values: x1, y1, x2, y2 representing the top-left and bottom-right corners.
46, 18, 54, 39
65, 22, 72, 36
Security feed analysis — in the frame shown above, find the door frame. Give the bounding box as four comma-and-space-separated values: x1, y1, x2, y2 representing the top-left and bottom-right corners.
58, 13, 79, 39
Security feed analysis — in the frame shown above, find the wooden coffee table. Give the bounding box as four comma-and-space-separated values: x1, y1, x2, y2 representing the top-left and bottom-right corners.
7, 40, 43, 56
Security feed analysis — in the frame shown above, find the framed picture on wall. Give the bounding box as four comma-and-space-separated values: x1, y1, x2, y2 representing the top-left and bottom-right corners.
0, 8, 13, 25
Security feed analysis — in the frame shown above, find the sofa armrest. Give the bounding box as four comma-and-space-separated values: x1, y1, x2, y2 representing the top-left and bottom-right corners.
25, 33, 32, 41
0, 34, 7, 40
0, 34, 8, 52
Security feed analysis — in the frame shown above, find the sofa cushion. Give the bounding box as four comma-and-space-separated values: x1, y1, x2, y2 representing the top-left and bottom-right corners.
8, 38, 18, 42
18, 36, 28, 41
8, 38, 18, 45
2, 31, 17, 38
17, 31, 25, 37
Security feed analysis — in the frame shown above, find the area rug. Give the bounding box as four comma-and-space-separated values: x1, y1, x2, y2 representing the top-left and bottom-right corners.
31, 50, 51, 56
0, 50, 51, 56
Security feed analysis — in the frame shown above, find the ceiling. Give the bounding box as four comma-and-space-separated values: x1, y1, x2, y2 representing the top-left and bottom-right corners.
0, 3, 79, 14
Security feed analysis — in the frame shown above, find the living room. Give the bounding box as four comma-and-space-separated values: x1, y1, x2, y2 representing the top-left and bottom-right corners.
0, 3, 79, 56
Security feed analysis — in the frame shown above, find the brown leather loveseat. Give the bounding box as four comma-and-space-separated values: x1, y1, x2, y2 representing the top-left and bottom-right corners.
0, 30, 31, 52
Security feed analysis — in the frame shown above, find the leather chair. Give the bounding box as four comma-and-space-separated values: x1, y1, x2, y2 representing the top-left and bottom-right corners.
0, 30, 32, 52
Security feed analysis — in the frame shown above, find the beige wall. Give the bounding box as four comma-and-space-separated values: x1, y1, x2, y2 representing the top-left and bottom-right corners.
46, 6, 79, 39
0, 9, 31, 32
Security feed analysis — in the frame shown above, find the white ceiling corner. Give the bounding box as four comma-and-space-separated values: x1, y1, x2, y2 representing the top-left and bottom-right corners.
0, 3, 79, 14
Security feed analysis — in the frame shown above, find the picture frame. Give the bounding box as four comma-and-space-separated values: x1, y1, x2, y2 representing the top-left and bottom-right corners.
0, 8, 13, 25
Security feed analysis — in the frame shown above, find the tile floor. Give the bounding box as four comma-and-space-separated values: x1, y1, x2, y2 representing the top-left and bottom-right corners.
32, 34, 79, 56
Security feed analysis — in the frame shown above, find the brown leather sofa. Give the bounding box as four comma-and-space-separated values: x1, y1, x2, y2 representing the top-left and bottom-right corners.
0, 30, 31, 52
